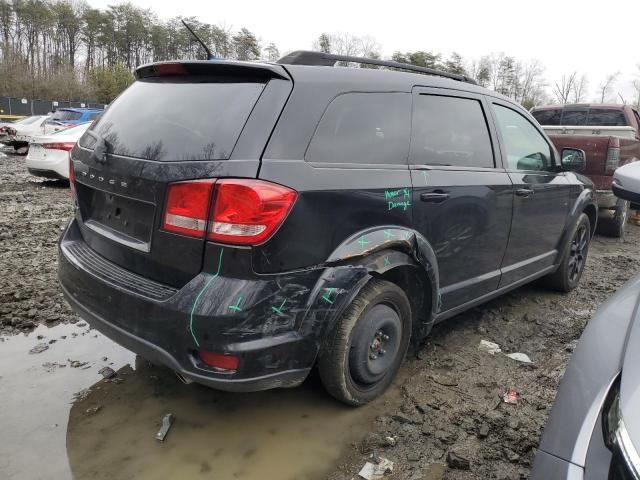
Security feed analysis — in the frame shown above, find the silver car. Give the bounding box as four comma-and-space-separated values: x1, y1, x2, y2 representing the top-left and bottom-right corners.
532, 162, 640, 479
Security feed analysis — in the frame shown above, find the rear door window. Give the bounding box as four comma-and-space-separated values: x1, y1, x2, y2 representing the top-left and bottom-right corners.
531, 109, 562, 125
493, 104, 553, 171
305, 92, 411, 165
410, 94, 494, 168
80, 79, 266, 161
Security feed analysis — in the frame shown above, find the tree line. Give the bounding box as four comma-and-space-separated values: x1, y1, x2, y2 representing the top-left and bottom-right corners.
0, 1, 635, 108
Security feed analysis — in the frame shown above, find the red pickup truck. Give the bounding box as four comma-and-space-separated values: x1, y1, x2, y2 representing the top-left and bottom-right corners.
531, 104, 640, 237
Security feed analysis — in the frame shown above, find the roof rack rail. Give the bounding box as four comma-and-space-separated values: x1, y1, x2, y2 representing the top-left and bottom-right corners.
277, 50, 477, 85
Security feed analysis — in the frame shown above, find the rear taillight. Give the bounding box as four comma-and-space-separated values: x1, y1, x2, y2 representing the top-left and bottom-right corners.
606, 138, 621, 173
69, 156, 76, 197
161, 180, 216, 237
207, 179, 297, 245
161, 178, 296, 245
42, 142, 75, 152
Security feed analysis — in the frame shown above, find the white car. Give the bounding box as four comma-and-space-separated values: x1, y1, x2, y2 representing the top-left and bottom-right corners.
26, 122, 91, 180
0, 115, 50, 153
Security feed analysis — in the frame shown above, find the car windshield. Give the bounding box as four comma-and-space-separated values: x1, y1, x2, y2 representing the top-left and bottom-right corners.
53, 122, 91, 136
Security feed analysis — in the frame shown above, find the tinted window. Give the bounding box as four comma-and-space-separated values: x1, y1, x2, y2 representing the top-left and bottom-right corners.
560, 109, 588, 125
87, 112, 102, 121
410, 95, 494, 168
52, 110, 82, 121
587, 109, 627, 126
80, 79, 265, 161
531, 109, 562, 126
493, 104, 553, 171
306, 93, 411, 165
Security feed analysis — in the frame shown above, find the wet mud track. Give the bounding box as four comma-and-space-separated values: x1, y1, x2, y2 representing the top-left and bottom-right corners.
1, 149, 639, 479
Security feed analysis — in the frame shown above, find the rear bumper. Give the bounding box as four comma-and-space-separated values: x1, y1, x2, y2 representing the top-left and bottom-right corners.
27, 168, 68, 181
57, 219, 356, 392
26, 152, 69, 179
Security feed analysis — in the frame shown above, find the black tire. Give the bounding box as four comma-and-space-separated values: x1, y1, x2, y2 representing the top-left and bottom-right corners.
597, 199, 629, 238
545, 213, 591, 292
318, 279, 412, 406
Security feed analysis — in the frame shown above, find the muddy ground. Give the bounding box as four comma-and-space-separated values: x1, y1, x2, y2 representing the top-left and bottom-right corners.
1, 148, 639, 480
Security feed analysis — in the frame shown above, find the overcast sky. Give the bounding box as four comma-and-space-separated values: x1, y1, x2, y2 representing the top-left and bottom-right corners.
92, 0, 639, 102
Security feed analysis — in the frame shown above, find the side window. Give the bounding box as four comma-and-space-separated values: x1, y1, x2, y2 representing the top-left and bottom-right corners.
305, 92, 411, 165
493, 104, 553, 171
410, 94, 494, 168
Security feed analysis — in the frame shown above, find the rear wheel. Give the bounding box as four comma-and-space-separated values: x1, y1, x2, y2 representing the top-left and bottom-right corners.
545, 213, 591, 292
318, 279, 411, 406
597, 199, 629, 238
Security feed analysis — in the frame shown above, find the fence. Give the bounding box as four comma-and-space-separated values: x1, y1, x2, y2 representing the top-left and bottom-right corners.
0, 96, 106, 118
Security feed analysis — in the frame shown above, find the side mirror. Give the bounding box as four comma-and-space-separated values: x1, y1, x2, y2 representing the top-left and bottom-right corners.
612, 162, 640, 204
561, 148, 586, 172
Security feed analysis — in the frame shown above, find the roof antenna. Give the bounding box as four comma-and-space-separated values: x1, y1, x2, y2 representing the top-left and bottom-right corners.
181, 19, 216, 60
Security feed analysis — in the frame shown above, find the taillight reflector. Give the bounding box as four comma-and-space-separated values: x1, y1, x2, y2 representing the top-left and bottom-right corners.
197, 351, 239, 371
162, 180, 216, 237
42, 142, 75, 152
207, 179, 297, 245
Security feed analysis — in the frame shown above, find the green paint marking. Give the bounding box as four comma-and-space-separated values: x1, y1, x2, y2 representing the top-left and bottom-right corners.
384, 188, 411, 199
271, 299, 288, 316
189, 248, 225, 347
228, 296, 242, 312
387, 200, 411, 211
404, 231, 412, 240
321, 287, 335, 304
358, 236, 370, 248
384, 256, 391, 266
384, 229, 394, 239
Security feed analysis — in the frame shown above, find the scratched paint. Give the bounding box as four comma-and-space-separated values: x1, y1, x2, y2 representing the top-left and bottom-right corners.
189, 248, 225, 347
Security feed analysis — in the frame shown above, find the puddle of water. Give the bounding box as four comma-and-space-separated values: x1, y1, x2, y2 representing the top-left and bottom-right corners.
0, 323, 135, 480
1, 323, 398, 480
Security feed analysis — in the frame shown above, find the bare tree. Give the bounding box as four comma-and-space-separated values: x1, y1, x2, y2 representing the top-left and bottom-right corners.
571, 74, 588, 103
553, 72, 577, 104
597, 71, 620, 103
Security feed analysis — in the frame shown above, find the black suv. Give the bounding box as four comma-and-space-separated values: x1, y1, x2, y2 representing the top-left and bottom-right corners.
58, 51, 596, 405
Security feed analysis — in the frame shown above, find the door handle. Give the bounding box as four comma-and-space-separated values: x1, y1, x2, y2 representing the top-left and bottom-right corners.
420, 192, 450, 203
515, 188, 534, 197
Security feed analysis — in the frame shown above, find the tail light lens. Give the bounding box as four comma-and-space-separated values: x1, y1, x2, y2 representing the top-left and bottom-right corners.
161, 180, 216, 237
207, 179, 297, 245
69, 156, 76, 197
606, 147, 621, 173
161, 178, 296, 245
42, 142, 75, 152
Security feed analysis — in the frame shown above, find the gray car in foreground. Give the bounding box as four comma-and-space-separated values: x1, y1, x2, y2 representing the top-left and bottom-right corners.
531, 272, 640, 479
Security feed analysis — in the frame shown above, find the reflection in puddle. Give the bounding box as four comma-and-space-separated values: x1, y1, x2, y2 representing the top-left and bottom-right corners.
0, 323, 135, 480
2, 324, 397, 480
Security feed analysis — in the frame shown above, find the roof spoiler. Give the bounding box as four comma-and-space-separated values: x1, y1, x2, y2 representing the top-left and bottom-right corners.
277, 50, 477, 85
135, 60, 290, 81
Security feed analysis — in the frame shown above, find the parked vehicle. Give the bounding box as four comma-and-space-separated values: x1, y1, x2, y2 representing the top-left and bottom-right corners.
26, 122, 92, 180
44, 108, 102, 134
0, 115, 50, 153
58, 52, 597, 405
531, 104, 640, 237
532, 164, 640, 478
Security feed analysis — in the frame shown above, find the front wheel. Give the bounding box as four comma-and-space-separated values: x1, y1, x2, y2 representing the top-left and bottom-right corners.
545, 213, 591, 292
318, 279, 412, 406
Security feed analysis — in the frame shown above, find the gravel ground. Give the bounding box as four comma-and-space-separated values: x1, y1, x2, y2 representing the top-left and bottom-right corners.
1, 148, 639, 479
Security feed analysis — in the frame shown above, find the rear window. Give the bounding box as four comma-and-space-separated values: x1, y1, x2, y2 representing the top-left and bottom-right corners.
585, 109, 627, 126
305, 92, 411, 165
560, 109, 588, 125
87, 112, 102, 121
531, 109, 562, 126
52, 110, 82, 121
80, 79, 265, 161
54, 122, 91, 136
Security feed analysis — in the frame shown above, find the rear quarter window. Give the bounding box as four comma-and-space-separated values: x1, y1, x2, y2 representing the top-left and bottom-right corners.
305, 92, 411, 165
80, 79, 265, 161
53, 110, 82, 121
